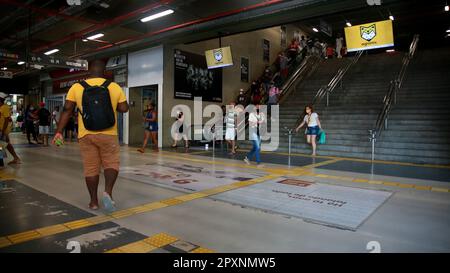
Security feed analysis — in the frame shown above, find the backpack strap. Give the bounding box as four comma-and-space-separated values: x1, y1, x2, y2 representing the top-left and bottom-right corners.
101, 80, 111, 88
79, 80, 90, 89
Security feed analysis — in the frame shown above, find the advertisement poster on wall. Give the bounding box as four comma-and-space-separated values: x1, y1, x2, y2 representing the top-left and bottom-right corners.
240, 57, 249, 83
174, 49, 223, 102
263, 39, 270, 62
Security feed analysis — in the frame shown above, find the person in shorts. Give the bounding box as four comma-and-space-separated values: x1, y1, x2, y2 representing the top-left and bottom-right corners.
37, 102, 51, 147
52, 60, 129, 211
0, 92, 21, 165
138, 103, 158, 153
224, 101, 237, 154
295, 104, 322, 156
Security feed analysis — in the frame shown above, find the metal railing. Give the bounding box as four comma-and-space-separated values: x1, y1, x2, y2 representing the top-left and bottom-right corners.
236, 54, 321, 137
369, 34, 420, 160
292, 50, 363, 128
312, 50, 364, 107
278, 55, 322, 104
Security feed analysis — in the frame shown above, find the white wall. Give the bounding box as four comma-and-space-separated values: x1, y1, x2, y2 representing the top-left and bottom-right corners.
128, 45, 164, 88
127, 45, 164, 146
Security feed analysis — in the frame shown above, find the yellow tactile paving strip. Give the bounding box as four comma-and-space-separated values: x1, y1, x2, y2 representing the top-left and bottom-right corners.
297, 171, 450, 193
228, 149, 450, 169
157, 151, 290, 175
105, 232, 214, 253
0, 174, 279, 249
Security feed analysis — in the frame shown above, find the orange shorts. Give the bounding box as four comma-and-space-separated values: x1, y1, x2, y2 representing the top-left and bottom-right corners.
79, 134, 120, 177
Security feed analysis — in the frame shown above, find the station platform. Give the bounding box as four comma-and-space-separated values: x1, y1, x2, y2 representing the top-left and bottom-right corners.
1, 133, 449, 253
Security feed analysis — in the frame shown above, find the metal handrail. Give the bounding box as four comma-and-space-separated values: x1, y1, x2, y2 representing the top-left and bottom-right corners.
278, 55, 322, 104
312, 50, 364, 106
373, 34, 419, 139
292, 50, 363, 128
369, 34, 419, 161
235, 54, 321, 137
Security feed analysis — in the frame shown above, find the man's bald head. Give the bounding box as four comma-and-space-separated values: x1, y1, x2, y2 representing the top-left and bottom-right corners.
89, 59, 106, 77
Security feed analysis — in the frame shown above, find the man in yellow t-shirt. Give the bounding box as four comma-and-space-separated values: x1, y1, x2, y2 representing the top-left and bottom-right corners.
0, 92, 21, 165
52, 60, 129, 211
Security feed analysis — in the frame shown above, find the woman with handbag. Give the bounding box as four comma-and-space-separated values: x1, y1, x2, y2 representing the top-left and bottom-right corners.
295, 105, 322, 156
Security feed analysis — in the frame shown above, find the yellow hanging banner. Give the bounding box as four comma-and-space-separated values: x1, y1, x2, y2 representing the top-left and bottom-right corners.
345, 20, 394, 52
205, 46, 233, 69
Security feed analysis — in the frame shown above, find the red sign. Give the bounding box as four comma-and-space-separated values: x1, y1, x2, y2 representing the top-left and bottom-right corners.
277, 179, 314, 187
50, 70, 112, 94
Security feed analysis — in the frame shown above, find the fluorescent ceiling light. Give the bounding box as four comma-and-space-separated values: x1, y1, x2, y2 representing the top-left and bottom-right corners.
82, 39, 88, 42
86, 33, 104, 40
1, 67, 7, 70
140, 9, 174, 23
346, 22, 352, 27
389, 15, 395, 21
445, 5, 449, 11
386, 49, 395, 52
17, 61, 25, 65
447, 29, 450, 33
312, 27, 319, 32
44, 49, 59, 55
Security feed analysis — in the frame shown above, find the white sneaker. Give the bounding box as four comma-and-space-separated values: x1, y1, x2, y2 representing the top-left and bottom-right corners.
102, 192, 116, 212
244, 157, 250, 165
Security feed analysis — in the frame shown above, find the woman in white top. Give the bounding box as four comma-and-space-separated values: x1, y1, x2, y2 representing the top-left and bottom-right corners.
295, 104, 322, 156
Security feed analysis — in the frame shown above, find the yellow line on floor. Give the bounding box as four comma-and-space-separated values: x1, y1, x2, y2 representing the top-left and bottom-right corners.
297, 171, 450, 193
105, 232, 214, 253
158, 150, 291, 175
159, 151, 343, 177
188, 150, 211, 155
295, 159, 343, 170
129, 151, 450, 191
224, 147, 450, 169
0, 174, 279, 249
0, 170, 17, 181
263, 151, 450, 169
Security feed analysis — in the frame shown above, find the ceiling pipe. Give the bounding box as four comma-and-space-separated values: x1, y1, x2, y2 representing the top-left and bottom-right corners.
0, 0, 99, 25
32, 0, 175, 53
70, 0, 284, 58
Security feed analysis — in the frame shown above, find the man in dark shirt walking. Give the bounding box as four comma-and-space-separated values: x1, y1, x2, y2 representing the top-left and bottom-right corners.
37, 102, 51, 147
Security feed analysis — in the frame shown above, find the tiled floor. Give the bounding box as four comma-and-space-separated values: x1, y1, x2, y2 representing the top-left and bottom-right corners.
0, 133, 449, 253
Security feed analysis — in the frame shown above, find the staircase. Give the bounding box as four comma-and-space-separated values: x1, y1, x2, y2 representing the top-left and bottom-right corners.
239, 48, 450, 165
260, 52, 402, 158
374, 48, 450, 165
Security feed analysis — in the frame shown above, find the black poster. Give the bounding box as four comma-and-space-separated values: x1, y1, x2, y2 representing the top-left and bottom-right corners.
263, 39, 270, 62
174, 49, 223, 102
240, 57, 249, 83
